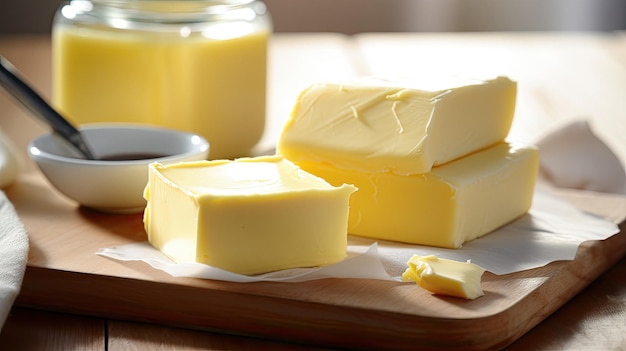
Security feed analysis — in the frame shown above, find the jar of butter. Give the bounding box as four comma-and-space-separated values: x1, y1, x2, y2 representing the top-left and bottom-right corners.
52, 0, 271, 159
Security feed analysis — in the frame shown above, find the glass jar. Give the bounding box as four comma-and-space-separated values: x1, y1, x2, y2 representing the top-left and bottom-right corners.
52, 0, 271, 159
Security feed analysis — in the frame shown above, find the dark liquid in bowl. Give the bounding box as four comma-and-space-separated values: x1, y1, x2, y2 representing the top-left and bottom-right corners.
100, 153, 167, 161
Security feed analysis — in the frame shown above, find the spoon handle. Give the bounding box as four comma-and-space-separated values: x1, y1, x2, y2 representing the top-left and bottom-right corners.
0, 56, 95, 160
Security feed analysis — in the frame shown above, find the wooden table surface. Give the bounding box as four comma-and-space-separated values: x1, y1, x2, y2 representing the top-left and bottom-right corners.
0, 32, 625, 350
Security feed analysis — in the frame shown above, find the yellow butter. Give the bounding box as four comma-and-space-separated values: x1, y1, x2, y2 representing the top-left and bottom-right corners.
278, 76, 516, 175
53, 25, 268, 159
402, 255, 486, 299
143, 155, 356, 275
294, 143, 539, 248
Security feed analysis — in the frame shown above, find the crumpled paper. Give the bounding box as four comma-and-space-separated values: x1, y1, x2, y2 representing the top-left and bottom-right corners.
537, 120, 626, 194
97, 190, 618, 281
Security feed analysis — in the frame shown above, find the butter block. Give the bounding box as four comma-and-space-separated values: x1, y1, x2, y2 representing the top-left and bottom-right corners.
278, 76, 516, 175
294, 143, 539, 248
402, 255, 486, 299
143, 155, 356, 275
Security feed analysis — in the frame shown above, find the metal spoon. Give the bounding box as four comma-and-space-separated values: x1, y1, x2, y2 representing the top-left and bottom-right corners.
0, 55, 96, 160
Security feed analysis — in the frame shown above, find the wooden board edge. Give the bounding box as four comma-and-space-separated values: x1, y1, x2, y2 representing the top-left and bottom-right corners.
494, 221, 626, 349
14, 222, 625, 351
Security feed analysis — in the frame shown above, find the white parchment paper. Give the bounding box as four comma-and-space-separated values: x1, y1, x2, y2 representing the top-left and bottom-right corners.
97, 190, 619, 282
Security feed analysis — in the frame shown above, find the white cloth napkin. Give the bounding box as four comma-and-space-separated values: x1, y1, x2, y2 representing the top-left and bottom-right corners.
0, 128, 21, 189
0, 190, 29, 331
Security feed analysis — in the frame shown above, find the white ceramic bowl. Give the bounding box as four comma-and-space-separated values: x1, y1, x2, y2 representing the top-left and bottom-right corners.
28, 124, 209, 214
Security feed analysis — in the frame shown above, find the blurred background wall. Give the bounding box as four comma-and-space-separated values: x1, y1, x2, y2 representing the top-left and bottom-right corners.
1, 0, 625, 34
268, 0, 626, 33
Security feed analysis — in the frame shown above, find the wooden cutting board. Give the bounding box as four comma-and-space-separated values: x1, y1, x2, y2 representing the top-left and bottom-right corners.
7, 170, 626, 351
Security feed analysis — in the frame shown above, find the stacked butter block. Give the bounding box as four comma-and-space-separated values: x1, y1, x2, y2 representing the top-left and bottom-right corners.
278, 76, 539, 248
